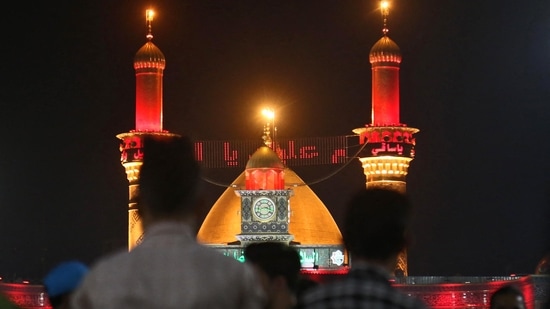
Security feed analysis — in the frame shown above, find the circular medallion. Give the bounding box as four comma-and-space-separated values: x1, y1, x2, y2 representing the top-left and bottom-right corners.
253, 197, 276, 222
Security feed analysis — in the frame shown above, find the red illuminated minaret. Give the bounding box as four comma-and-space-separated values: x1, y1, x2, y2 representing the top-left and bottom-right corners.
352, 1, 419, 275
116, 10, 178, 250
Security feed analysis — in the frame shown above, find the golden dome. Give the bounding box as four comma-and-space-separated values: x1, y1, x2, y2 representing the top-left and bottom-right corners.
246, 146, 285, 169
369, 36, 402, 64
196, 168, 343, 245
134, 41, 166, 70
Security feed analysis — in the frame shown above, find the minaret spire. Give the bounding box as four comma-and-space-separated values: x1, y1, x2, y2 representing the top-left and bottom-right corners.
352, 0, 419, 276
261, 108, 275, 150
381, 1, 390, 35
146, 9, 154, 40
262, 123, 272, 149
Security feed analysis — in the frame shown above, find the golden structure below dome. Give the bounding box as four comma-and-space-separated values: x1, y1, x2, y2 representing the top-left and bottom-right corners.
197, 168, 343, 246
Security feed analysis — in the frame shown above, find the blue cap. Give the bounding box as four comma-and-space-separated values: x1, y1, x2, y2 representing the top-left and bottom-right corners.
43, 261, 89, 298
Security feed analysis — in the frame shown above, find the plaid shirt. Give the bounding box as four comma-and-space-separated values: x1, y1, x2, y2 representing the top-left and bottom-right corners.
299, 263, 427, 309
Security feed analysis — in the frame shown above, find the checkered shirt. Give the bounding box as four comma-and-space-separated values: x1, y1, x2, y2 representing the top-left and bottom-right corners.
299, 263, 428, 309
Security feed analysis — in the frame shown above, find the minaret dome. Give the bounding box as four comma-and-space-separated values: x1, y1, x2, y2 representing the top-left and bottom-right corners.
134, 41, 166, 70
369, 36, 402, 64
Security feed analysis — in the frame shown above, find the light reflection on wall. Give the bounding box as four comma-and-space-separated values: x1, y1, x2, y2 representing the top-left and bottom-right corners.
0, 275, 547, 309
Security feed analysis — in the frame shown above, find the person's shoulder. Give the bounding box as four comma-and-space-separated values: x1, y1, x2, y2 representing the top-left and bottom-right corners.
70, 250, 129, 309
299, 277, 428, 309
299, 279, 345, 306
91, 248, 129, 269
75, 248, 130, 286
404, 294, 428, 309
386, 286, 428, 309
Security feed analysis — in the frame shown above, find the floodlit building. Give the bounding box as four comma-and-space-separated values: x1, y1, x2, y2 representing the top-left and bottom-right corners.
197, 143, 348, 273
2, 5, 549, 309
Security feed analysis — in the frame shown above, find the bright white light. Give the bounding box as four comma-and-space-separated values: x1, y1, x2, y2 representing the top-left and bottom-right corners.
262, 108, 274, 119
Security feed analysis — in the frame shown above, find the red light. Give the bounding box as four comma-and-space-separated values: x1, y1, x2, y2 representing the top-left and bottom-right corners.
371, 66, 400, 125
135, 72, 164, 132
223, 142, 238, 166
195, 142, 203, 162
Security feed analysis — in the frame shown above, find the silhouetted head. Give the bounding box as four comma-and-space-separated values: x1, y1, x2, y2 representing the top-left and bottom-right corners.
245, 242, 301, 309
43, 261, 89, 309
138, 135, 200, 222
245, 242, 301, 291
343, 188, 411, 262
490, 285, 527, 309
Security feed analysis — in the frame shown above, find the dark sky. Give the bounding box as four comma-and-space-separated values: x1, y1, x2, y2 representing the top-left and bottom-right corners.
1, 0, 549, 280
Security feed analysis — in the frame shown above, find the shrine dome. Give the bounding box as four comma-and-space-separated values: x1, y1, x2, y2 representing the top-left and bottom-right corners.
246, 146, 285, 169
196, 168, 343, 246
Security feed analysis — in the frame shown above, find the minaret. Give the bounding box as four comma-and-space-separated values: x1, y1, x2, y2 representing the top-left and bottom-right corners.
116, 10, 178, 250
352, 1, 418, 275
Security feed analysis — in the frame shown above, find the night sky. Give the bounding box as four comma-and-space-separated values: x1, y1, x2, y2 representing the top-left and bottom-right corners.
1, 0, 549, 281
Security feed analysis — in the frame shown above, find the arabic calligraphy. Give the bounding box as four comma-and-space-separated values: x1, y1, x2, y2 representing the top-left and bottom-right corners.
371, 142, 404, 156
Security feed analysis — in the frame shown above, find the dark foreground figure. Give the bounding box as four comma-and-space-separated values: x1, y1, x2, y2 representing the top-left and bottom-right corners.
70, 135, 265, 309
299, 188, 427, 309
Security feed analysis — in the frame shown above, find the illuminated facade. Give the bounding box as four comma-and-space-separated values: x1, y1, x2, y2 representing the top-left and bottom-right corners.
116, 10, 178, 250
197, 143, 348, 273
352, 2, 418, 275
196, 111, 347, 271
1, 274, 548, 309
1, 5, 550, 309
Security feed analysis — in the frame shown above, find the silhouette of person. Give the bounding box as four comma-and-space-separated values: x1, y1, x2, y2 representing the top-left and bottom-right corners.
299, 188, 427, 309
293, 276, 319, 309
43, 260, 89, 309
245, 242, 301, 309
71, 135, 265, 309
490, 285, 527, 309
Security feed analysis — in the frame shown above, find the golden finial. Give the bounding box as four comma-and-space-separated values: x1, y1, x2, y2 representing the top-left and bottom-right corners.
380, 1, 390, 35
146, 9, 155, 40
261, 108, 275, 149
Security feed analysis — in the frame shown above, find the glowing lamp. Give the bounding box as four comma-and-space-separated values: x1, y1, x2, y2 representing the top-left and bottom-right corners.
146, 9, 154, 22
262, 108, 275, 120
381, 1, 390, 14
